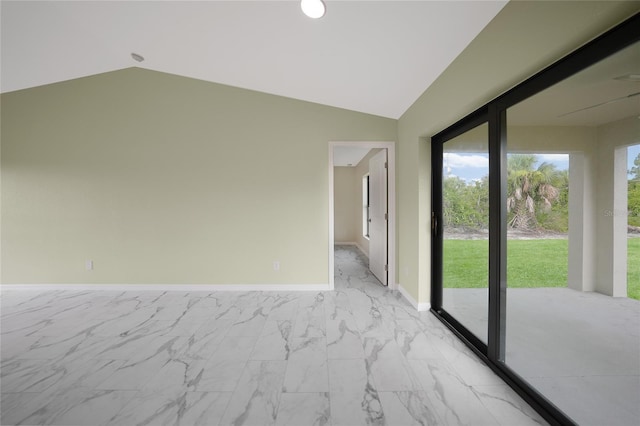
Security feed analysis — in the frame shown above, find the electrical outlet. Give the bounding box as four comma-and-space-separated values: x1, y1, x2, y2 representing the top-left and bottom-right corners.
273, 261, 280, 271
86, 260, 93, 271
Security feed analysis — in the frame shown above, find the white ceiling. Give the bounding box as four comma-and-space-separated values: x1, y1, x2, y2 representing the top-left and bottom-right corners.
333, 146, 371, 166
0, 0, 507, 119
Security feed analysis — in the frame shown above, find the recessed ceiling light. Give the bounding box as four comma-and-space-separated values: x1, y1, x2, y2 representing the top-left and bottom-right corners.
614, 73, 640, 82
301, 0, 325, 19
131, 53, 145, 63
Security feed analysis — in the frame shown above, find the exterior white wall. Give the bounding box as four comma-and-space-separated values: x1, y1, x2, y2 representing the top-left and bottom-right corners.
568, 152, 597, 292
594, 145, 627, 296
612, 147, 629, 297
595, 116, 639, 296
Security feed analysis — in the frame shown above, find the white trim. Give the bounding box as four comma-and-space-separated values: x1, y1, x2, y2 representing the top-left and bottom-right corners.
328, 143, 336, 291
398, 284, 430, 312
334, 241, 368, 257
354, 242, 368, 258
0, 284, 331, 292
353, 242, 369, 259
329, 141, 397, 291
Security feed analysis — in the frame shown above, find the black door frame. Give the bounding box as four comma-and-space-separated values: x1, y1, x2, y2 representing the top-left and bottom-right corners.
430, 13, 640, 426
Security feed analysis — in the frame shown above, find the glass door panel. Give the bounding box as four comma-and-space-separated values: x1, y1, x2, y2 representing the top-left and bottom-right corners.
442, 122, 489, 343
431, 15, 639, 426
504, 40, 640, 426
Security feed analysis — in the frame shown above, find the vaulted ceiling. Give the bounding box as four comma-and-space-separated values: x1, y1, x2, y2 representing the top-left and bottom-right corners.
0, 0, 507, 119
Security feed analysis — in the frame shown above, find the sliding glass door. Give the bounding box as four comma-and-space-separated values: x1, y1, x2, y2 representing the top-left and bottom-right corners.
440, 123, 489, 344
431, 13, 639, 426
502, 38, 640, 426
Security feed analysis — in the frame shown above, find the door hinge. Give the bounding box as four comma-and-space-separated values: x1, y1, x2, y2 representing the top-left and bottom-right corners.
384, 264, 388, 272
384, 162, 388, 169
384, 213, 388, 220
432, 212, 437, 232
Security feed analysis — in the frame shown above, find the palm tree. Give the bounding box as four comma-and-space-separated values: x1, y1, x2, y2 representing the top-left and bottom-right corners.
507, 154, 562, 230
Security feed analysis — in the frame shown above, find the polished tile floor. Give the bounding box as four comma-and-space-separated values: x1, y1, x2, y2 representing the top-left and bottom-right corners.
1, 246, 545, 425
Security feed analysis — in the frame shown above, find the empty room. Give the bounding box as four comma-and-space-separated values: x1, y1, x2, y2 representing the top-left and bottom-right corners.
2, 1, 639, 425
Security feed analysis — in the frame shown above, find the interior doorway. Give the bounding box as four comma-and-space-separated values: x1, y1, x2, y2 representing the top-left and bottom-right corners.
328, 141, 396, 291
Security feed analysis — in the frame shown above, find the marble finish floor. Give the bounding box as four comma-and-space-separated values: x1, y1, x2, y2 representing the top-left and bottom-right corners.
1, 245, 545, 425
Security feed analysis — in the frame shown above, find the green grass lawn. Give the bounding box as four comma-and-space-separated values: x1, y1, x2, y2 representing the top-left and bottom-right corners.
443, 238, 640, 301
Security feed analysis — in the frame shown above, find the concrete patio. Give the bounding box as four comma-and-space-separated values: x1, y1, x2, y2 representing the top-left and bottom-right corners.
443, 287, 640, 426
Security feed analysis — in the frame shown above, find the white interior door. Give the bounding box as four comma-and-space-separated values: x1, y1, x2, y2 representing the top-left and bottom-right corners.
369, 149, 388, 286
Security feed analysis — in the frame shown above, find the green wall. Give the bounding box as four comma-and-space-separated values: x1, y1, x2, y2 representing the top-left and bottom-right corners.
1, 68, 396, 284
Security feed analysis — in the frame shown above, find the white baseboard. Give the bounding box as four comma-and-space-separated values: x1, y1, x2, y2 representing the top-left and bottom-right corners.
354, 242, 368, 258
398, 284, 430, 312
335, 241, 358, 249
335, 241, 369, 258
0, 283, 331, 292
